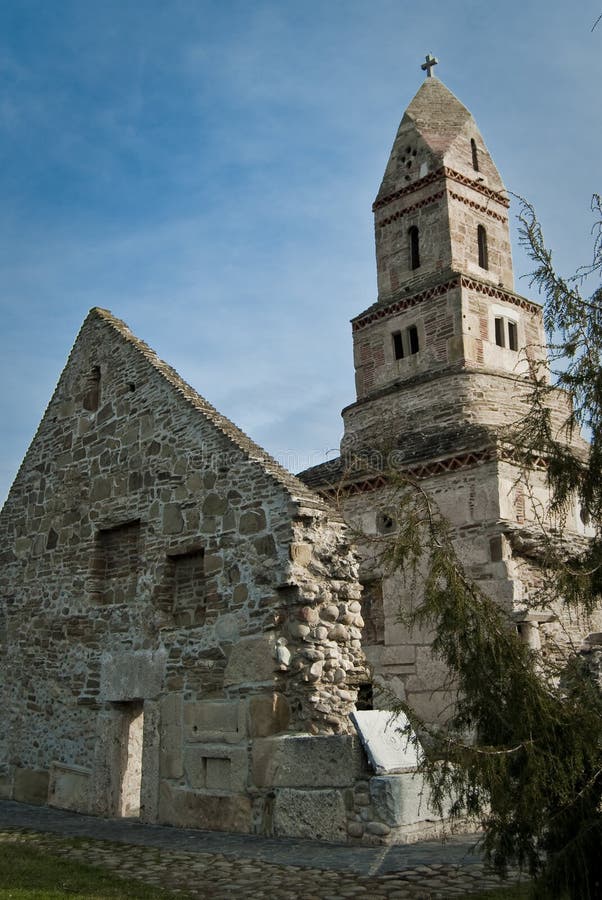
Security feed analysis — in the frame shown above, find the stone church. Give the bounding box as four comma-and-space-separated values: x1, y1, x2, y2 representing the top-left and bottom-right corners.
0, 66, 593, 843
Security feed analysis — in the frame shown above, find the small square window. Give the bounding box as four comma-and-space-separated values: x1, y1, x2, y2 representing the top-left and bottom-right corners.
494, 316, 519, 352
392, 325, 420, 360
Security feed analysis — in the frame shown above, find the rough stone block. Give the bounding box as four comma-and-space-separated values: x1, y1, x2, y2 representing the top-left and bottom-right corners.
252, 734, 367, 788
158, 782, 252, 832
273, 788, 347, 842
406, 689, 457, 725
160, 693, 183, 779
162, 503, 184, 534
289, 542, 312, 566
223, 634, 277, 687
183, 699, 245, 743
48, 762, 90, 814
381, 645, 416, 666
100, 649, 166, 702
13, 767, 49, 806
370, 773, 441, 826
351, 710, 420, 774
183, 745, 248, 792
239, 509, 266, 534
247, 693, 290, 738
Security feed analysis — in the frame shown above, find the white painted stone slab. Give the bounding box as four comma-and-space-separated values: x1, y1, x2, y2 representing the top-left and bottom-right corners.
350, 710, 421, 774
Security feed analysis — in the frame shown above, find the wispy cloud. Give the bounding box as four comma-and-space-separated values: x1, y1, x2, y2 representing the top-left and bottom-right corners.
0, 0, 600, 503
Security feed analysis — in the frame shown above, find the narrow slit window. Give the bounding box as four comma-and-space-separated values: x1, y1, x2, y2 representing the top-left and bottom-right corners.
508, 320, 518, 351
392, 331, 404, 360
477, 224, 489, 270
83, 366, 101, 412
471, 138, 479, 172
408, 226, 420, 270
494, 317, 505, 347
408, 325, 420, 355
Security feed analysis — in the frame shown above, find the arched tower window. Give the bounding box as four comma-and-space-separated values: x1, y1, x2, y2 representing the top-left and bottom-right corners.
477, 225, 489, 270
408, 226, 420, 270
471, 138, 479, 172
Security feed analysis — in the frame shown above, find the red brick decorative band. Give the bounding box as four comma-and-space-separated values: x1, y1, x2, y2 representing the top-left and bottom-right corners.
352, 277, 541, 334
448, 190, 508, 223
316, 446, 548, 498
378, 191, 445, 227
352, 277, 460, 332
460, 277, 541, 314
373, 167, 509, 213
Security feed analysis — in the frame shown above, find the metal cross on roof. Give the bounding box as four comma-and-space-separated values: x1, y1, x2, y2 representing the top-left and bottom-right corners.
421, 53, 438, 77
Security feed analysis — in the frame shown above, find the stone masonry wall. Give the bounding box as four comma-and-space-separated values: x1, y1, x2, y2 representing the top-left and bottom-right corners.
0, 309, 371, 835
340, 451, 599, 726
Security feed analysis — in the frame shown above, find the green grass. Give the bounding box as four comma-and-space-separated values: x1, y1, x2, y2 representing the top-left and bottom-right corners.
0, 839, 190, 900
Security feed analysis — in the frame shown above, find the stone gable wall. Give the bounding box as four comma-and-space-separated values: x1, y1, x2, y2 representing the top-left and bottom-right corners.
0, 313, 370, 831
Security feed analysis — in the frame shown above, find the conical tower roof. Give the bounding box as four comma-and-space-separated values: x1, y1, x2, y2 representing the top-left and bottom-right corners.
402, 76, 472, 155
375, 75, 507, 206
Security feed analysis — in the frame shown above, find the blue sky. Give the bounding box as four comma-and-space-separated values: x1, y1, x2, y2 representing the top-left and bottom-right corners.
1, 0, 601, 503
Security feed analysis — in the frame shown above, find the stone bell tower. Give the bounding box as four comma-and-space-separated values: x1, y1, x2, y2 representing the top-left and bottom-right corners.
300, 59, 591, 722
341, 59, 550, 458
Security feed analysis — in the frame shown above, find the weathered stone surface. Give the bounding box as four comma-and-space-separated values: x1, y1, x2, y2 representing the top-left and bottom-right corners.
183, 699, 242, 743
239, 509, 266, 534
183, 745, 248, 792
290, 543, 312, 566
369, 773, 438, 826
140, 699, 161, 823
223, 634, 277, 687
100, 650, 167, 702
202, 494, 228, 517
252, 734, 367, 788
160, 694, 183, 779
48, 762, 90, 814
247, 693, 290, 738
351, 710, 420, 775
366, 820, 391, 836
273, 788, 347, 842
13, 768, 49, 806
162, 503, 184, 534
158, 782, 252, 832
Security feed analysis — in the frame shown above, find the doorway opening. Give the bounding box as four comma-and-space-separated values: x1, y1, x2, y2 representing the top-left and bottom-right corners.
117, 701, 144, 818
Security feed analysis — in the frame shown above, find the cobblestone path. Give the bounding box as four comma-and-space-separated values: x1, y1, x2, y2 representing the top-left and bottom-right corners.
0, 801, 525, 898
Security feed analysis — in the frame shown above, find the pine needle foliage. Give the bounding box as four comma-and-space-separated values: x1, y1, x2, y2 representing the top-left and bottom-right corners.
380, 197, 602, 899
